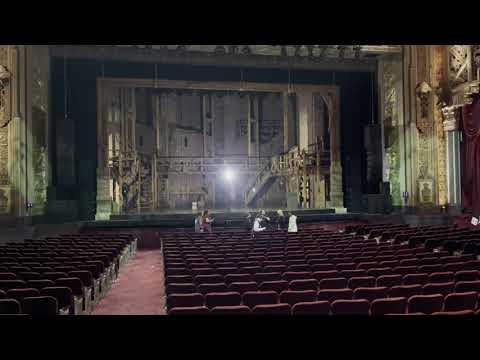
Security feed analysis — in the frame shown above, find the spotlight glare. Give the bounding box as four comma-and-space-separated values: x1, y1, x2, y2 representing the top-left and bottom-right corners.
224, 168, 234, 182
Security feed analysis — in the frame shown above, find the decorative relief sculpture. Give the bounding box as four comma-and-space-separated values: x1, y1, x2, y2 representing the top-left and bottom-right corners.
449, 45, 469, 86
441, 106, 461, 131
432, 45, 448, 206
0, 186, 9, 214
416, 81, 432, 132
472, 45, 480, 80
382, 59, 401, 206
0, 60, 11, 206
0, 64, 12, 128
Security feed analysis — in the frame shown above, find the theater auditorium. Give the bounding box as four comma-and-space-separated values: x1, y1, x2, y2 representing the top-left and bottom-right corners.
0, 45, 480, 316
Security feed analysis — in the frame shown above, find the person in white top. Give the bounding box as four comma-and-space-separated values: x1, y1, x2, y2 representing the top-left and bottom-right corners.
253, 216, 267, 233
288, 213, 298, 233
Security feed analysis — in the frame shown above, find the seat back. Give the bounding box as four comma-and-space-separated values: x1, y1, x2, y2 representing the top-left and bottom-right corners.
258, 280, 289, 294
242, 291, 278, 308
197, 283, 229, 295
370, 297, 407, 315
252, 303, 291, 315
317, 288, 353, 302
55, 278, 84, 296
210, 306, 251, 315
205, 292, 241, 309
331, 299, 370, 315
319, 277, 348, 290
6, 288, 40, 302
0, 299, 21, 314
167, 293, 204, 310
376, 275, 402, 288
407, 294, 444, 315
291, 301, 330, 315
444, 292, 478, 312
21, 296, 58, 316
41, 287, 73, 310
279, 290, 317, 307
353, 287, 389, 302
348, 277, 376, 290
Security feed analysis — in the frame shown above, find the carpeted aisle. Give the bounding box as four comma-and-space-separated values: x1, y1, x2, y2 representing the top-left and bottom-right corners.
92, 250, 166, 315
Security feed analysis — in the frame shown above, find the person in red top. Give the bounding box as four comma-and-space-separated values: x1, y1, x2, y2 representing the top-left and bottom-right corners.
202, 210, 214, 234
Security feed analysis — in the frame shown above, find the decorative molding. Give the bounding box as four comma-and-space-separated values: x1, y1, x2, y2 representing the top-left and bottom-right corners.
432, 45, 448, 206
464, 80, 480, 104
441, 105, 462, 132
416, 81, 432, 130
449, 45, 469, 86
0, 63, 12, 128
471, 45, 480, 80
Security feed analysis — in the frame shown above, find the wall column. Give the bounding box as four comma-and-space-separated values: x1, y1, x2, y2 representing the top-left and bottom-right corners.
327, 89, 345, 210
282, 92, 289, 153
442, 106, 462, 213
297, 92, 311, 152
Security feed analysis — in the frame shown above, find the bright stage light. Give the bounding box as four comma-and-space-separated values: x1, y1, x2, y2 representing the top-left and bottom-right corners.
224, 168, 234, 182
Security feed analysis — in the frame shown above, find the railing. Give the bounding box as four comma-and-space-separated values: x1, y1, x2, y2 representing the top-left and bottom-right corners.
244, 143, 332, 206
155, 156, 270, 175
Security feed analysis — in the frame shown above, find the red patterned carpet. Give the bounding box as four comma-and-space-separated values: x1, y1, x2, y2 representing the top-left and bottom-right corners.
92, 250, 166, 315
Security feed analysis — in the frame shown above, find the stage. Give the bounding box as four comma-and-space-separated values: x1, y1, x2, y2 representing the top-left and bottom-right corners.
84, 208, 396, 230
81, 207, 456, 231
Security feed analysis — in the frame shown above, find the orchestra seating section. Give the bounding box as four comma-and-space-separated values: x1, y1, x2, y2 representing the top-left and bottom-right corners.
163, 223, 480, 315
0, 234, 137, 316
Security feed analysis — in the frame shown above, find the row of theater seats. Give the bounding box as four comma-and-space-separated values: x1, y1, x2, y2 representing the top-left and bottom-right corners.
167, 291, 480, 315
0, 233, 137, 316
163, 224, 480, 315
347, 223, 480, 253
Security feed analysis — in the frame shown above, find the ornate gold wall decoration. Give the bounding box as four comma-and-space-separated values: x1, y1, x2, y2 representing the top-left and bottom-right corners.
471, 45, 480, 80
449, 45, 469, 86
382, 57, 402, 206
432, 45, 447, 206
30, 46, 50, 213
0, 47, 11, 215
416, 81, 432, 125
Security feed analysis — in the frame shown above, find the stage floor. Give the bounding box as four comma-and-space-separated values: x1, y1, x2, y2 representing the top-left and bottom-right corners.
84, 208, 377, 230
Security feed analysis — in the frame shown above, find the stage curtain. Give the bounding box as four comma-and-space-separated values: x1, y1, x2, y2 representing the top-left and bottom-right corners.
461, 97, 480, 216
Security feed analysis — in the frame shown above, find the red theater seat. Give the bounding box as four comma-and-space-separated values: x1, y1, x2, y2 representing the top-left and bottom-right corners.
292, 301, 330, 315
331, 299, 370, 315
407, 294, 444, 315
370, 297, 407, 315
252, 304, 291, 315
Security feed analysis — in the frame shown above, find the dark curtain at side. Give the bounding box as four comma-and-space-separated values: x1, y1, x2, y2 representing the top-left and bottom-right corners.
461, 97, 480, 216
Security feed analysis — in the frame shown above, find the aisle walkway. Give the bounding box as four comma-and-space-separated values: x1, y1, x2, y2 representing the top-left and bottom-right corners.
92, 250, 166, 315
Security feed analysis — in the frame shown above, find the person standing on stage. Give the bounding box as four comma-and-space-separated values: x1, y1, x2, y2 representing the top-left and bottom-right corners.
276, 209, 286, 230
202, 210, 214, 234
259, 210, 271, 229
122, 182, 130, 214
253, 213, 267, 235
195, 212, 203, 233
288, 212, 298, 233
245, 212, 254, 232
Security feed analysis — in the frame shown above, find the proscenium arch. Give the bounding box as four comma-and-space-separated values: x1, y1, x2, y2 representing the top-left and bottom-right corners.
96, 77, 344, 210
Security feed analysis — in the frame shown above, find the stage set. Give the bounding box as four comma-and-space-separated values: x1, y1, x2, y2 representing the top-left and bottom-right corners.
95, 77, 347, 225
